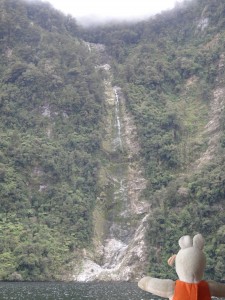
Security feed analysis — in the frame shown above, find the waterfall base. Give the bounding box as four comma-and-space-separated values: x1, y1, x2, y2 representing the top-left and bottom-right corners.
73, 215, 150, 282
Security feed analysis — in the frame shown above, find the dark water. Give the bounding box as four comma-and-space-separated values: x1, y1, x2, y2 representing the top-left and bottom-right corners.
0, 282, 161, 300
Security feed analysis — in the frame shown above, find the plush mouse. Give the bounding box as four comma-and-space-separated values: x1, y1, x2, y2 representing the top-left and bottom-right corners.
138, 234, 225, 300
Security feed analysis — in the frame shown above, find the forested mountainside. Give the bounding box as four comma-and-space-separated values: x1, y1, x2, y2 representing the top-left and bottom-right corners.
0, 0, 105, 280
0, 0, 225, 282
81, 0, 225, 280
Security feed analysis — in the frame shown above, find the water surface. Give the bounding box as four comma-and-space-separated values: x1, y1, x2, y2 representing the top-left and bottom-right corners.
0, 281, 160, 300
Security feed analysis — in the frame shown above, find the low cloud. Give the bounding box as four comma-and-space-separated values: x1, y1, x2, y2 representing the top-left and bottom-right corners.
46, 0, 187, 25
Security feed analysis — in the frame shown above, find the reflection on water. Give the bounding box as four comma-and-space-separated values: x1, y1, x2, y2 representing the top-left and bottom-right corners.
0, 282, 161, 300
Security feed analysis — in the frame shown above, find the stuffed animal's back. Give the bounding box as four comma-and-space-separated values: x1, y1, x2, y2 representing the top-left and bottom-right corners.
173, 280, 211, 300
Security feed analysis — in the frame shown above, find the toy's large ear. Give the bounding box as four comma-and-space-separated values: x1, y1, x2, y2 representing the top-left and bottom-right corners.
193, 234, 204, 250
179, 235, 193, 249
168, 254, 176, 266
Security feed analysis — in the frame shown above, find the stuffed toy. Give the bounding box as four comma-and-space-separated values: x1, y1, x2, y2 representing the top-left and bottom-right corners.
138, 234, 225, 300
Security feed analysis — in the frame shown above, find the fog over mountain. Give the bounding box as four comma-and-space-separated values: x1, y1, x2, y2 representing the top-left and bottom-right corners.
46, 0, 187, 25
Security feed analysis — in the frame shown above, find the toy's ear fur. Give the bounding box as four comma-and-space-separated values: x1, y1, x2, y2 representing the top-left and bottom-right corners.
178, 235, 192, 249
178, 234, 204, 250
193, 234, 204, 250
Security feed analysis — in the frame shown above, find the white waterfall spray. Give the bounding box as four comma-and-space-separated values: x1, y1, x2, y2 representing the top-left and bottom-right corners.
114, 87, 123, 151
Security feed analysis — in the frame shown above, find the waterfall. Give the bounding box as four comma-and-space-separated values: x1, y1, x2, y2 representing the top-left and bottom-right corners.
74, 81, 149, 282
73, 46, 150, 282
119, 179, 129, 217
86, 42, 92, 52
114, 87, 123, 151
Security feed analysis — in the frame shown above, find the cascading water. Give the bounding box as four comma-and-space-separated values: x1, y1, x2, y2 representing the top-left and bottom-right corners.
73, 44, 150, 282
94, 87, 132, 272
114, 87, 123, 151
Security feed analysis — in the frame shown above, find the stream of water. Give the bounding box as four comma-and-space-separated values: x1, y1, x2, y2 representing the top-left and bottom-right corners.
113, 87, 123, 151
100, 87, 132, 271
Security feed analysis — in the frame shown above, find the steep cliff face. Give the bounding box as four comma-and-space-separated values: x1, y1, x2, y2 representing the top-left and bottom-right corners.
74, 53, 224, 283
78, 0, 225, 281
2, 0, 225, 282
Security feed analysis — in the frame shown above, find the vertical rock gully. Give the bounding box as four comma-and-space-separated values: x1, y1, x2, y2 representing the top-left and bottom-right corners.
73, 43, 150, 282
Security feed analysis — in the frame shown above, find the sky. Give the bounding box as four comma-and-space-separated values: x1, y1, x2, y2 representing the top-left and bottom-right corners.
46, 0, 184, 25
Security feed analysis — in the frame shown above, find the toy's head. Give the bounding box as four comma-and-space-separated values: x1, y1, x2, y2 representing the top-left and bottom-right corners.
169, 234, 206, 283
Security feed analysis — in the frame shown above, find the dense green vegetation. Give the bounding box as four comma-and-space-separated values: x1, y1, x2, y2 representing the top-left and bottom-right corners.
82, 0, 225, 280
0, 0, 104, 280
1, 0, 225, 281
